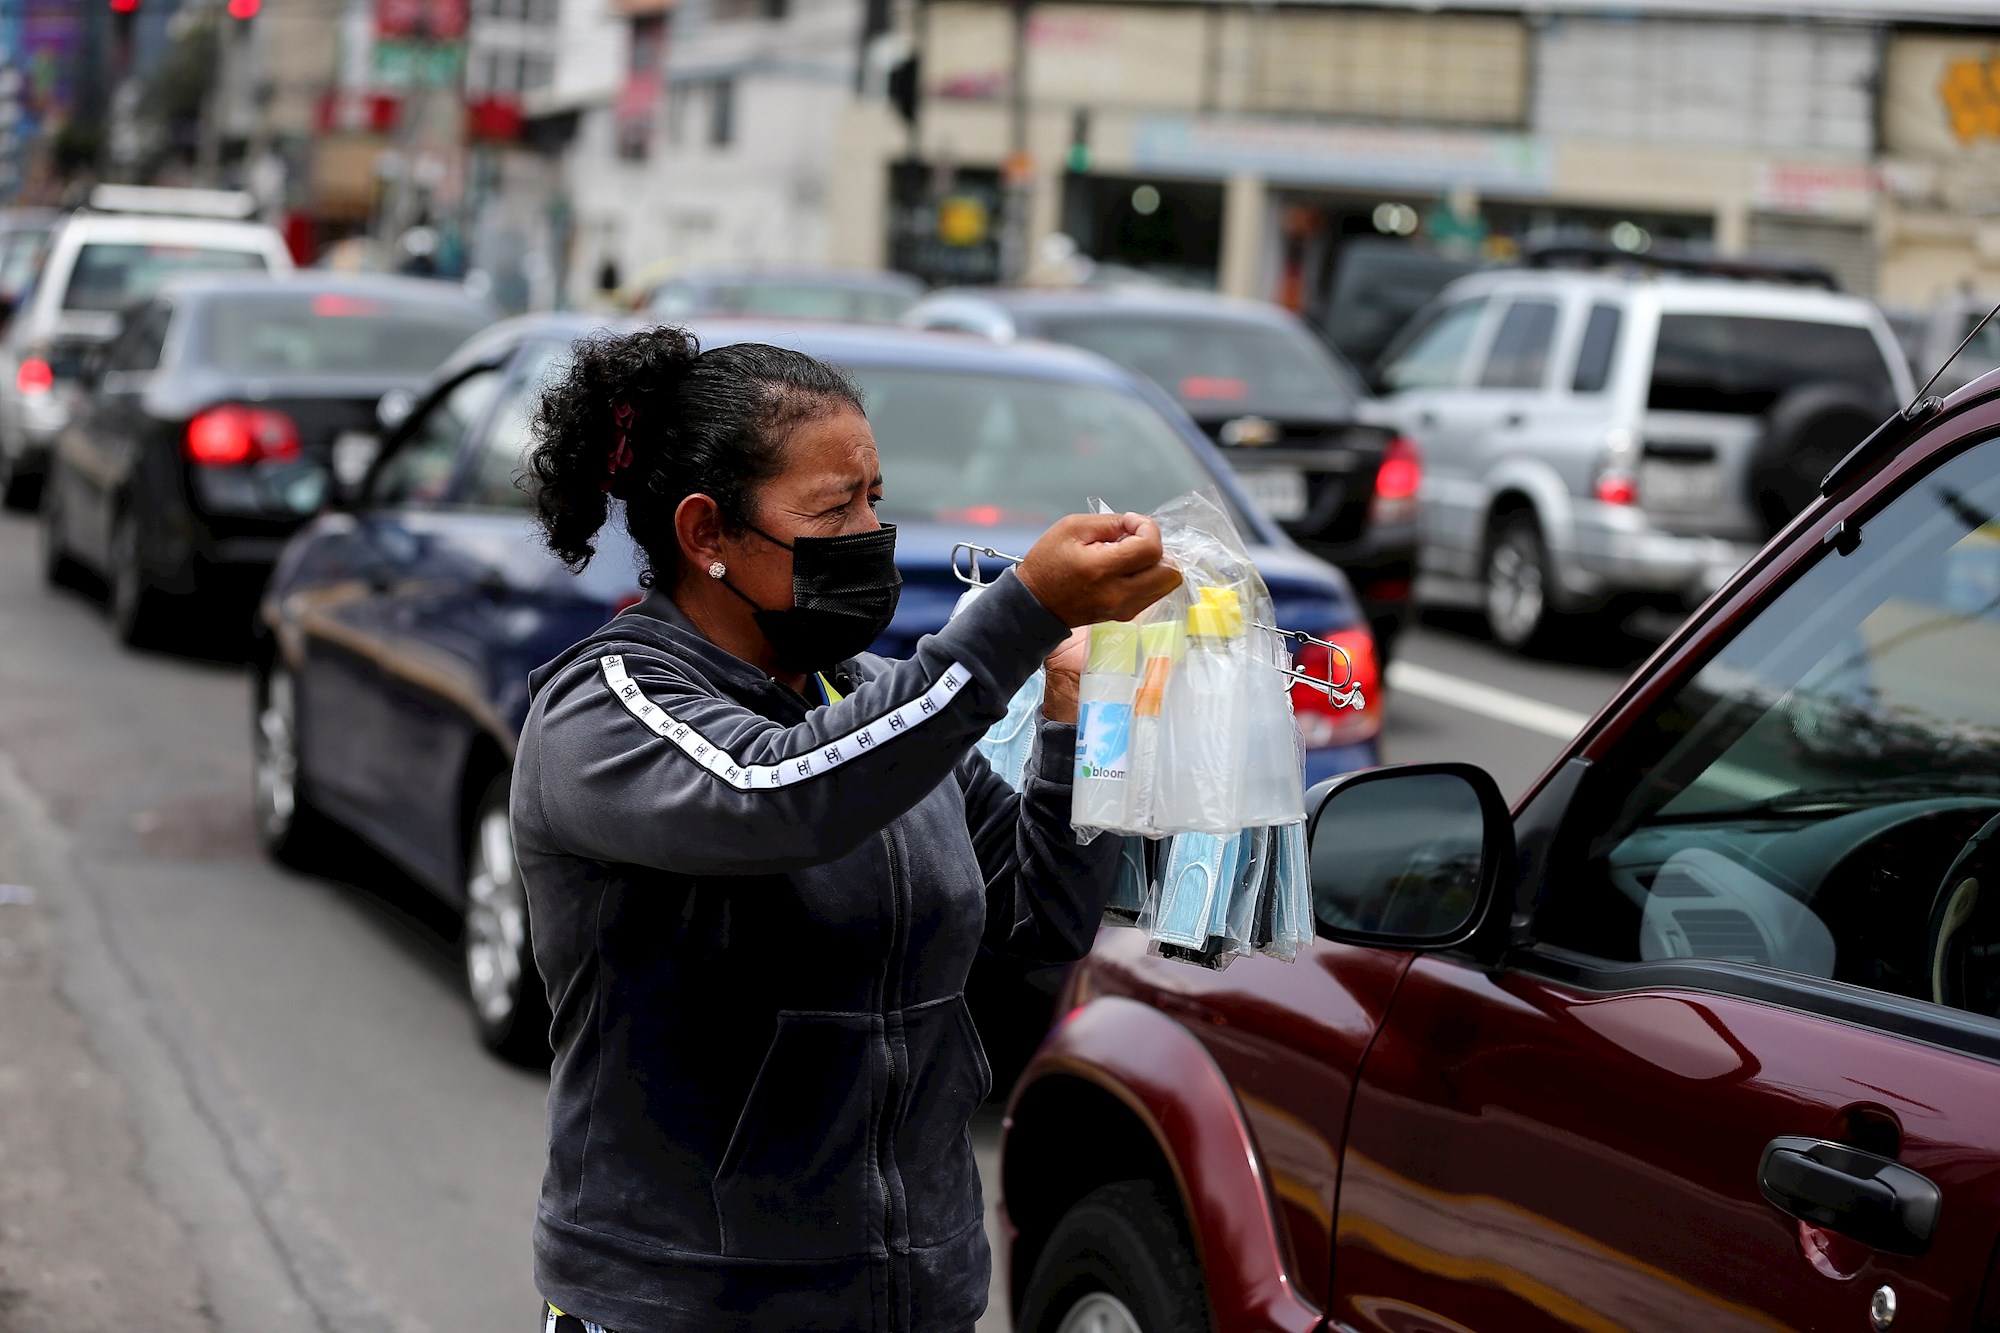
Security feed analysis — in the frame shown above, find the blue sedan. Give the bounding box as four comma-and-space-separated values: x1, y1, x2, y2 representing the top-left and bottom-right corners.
251, 315, 1380, 1060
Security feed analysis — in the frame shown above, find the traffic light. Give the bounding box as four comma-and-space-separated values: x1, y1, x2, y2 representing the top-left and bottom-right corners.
108, 0, 139, 12
228, 0, 260, 20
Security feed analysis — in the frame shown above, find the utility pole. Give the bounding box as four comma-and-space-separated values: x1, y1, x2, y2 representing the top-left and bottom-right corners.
998, 0, 1030, 282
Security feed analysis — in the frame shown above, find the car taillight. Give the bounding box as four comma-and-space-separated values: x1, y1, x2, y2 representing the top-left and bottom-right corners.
16, 357, 51, 395
184, 406, 301, 467
1291, 626, 1381, 747
1369, 435, 1422, 526
1595, 471, 1638, 505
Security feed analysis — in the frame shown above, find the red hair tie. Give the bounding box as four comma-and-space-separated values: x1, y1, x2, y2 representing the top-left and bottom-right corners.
605, 402, 637, 487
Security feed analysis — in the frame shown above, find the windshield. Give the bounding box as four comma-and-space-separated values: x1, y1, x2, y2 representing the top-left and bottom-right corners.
1648, 313, 1895, 415
63, 243, 269, 313
1037, 315, 1362, 415
653, 281, 916, 324
850, 367, 1233, 528
196, 292, 489, 375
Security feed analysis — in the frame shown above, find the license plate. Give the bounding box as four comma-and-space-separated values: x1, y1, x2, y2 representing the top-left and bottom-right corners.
331, 431, 379, 488
1640, 459, 1722, 511
1237, 467, 1309, 521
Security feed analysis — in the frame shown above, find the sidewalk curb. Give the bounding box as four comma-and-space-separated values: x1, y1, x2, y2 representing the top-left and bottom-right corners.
0, 747, 398, 1333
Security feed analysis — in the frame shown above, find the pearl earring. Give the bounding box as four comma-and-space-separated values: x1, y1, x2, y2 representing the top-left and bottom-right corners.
707, 561, 726, 580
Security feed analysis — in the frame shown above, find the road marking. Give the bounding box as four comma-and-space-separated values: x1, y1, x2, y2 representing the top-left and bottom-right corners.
1387, 660, 1595, 741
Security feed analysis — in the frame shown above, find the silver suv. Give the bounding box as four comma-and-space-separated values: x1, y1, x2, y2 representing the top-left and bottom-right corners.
1372, 256, 1913, 652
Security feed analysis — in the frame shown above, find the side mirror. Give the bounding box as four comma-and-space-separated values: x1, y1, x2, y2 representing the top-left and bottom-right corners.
376, 388, 415, 433
1306, 761, 1516, 953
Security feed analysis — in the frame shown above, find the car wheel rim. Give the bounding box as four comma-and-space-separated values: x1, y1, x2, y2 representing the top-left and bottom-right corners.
1056, 1292, 1143, 1333
254, 670, 299, 840
1486, 533, 1543, 645
464, 805, 526, 1027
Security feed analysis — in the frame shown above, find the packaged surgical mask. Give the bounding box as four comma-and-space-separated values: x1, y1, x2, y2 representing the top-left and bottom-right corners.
1152, 830, 1242, 949
975, 669, 1044, 792
1104, 836, 1150, 926
1258, 820, 1313, 962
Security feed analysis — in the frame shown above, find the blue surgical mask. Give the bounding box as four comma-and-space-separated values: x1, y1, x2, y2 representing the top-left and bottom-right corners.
975, 669, 1044, 791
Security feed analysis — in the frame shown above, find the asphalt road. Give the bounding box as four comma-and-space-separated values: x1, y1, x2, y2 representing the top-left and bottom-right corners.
0, 509, 1645, 1333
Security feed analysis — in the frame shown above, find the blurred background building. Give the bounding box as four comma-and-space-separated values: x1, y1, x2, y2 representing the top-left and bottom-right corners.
4, 0, 2000, 318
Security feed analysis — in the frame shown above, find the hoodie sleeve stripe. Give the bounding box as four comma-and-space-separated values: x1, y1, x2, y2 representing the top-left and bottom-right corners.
599, 653, 974, 791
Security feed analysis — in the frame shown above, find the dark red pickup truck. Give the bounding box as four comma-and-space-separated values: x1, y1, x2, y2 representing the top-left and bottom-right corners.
1000, 370, 2000, 1333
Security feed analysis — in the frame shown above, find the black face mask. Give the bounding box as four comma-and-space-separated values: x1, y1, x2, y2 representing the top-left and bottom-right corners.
721, 523, 902, 675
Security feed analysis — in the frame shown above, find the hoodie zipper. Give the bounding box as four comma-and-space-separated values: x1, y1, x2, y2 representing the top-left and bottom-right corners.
877, 823, 910, 1329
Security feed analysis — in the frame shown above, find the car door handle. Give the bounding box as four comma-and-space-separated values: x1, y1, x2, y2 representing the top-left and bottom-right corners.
1758, 1136, 1940, 1256
1417, 411, 1439, 429
1502, 412, 1526, 429
474, 568, 510, 600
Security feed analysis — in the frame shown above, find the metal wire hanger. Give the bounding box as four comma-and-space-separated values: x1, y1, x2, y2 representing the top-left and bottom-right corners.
950, 541, 1365, 711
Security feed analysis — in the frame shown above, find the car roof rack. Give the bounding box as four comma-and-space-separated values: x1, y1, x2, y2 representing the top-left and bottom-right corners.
84, 184, 259, 222
1520, 238, 1841, 291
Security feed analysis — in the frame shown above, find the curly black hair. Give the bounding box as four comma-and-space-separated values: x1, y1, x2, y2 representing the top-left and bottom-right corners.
527, 325, 862, 588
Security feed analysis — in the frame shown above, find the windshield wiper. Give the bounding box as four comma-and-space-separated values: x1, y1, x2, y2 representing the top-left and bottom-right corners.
1649, 772, 2000, 825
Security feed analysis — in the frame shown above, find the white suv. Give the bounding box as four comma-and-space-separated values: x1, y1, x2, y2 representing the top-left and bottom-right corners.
1373, 256, 1914, 652
0, 188, 293, 508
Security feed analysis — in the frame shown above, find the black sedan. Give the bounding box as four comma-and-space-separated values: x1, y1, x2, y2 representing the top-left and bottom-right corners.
905, 285, 1419, 657
39, 273, 496, 645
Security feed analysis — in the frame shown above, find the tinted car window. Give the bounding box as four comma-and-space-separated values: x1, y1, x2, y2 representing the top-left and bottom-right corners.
196, 292, 489, 375
1571, 303, 1622, 393
1478, 299, 1558, 390
460, 345, 565, 510
851, 368, 1234, 528
679, 283, 916, 324
1648, 315, 1895, 415
62, 243, 268, 313
368, 369, 503, 508
1542, 436, 2000, 1017
1381, 299, 1487, 392
107, 303, 171, 373
1038, 315, 1361, 413
0, 227, 50, 300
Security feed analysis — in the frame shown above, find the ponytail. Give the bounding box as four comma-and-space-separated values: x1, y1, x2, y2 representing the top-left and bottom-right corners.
527, 325, 861, 586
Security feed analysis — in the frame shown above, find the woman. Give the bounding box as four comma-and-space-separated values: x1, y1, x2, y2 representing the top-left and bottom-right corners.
513, 326, 1179, 1333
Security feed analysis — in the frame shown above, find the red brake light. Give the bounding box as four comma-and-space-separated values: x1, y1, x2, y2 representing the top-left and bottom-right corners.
310, 293, 384, 317
185, 406, 301, 467
1595, 472, 1638, 506
16, 357, 52, 395
1291, 626, 1381, 747
1369, 435, 1422, 526
1179, 376, 1248, 401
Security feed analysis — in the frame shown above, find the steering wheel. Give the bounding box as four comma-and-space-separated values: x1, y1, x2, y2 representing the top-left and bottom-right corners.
1927, 811, 2000, 1014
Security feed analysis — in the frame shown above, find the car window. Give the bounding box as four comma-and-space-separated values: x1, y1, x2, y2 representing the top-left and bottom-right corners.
692, 282, 916, 324
367, 368, 504, 509
0, 227, 50, 300
1540, 435, 2000, 1020
458, 344, 565, 510
1478, 299, 1558, 390
107, 302, 171, 373
195, 292, 489, 375
1648, 314, 1896, 415
1571, 303, 1622, 393
61, 243, 268, 313
1381, 298, 1488, 392
850, 368, 1236, 529
1038, 315, 1363, 412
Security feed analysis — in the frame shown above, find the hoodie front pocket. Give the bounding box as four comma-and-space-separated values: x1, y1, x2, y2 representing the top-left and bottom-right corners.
712, 1009, 880, 1260
894, 994, 992, 1248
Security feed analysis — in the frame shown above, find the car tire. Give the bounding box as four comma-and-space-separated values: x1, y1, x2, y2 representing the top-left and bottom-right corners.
1483, 512, 1562, 655
109, 508, 173, 649
252, 661, 337, 869
1016, 1181, 1212, 1333
463, 775, 551, 1067
38, 470, 82, 589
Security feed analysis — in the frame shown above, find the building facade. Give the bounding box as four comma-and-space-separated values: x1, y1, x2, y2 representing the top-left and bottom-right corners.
830, 0, 2000, 314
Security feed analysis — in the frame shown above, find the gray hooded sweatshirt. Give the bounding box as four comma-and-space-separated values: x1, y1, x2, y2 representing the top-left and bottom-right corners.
511, 569, 1118, 1333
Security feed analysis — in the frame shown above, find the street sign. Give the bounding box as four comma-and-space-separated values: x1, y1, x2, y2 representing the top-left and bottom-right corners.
372, 39, 465, 88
